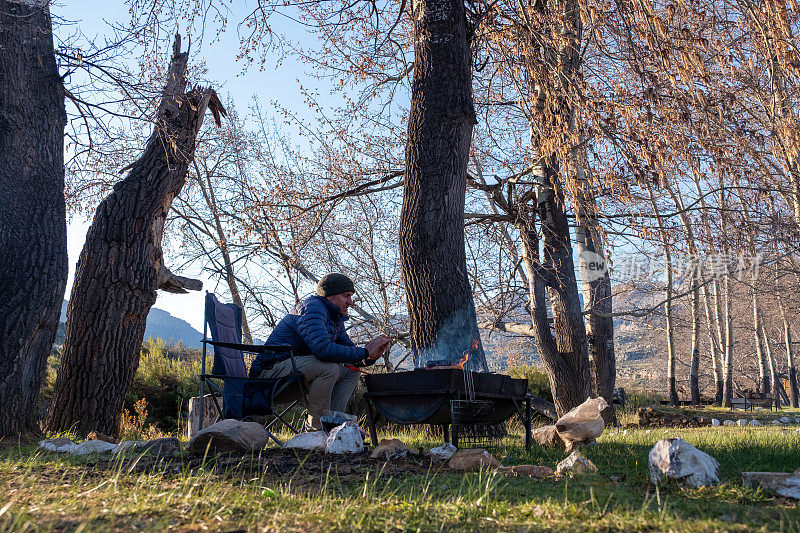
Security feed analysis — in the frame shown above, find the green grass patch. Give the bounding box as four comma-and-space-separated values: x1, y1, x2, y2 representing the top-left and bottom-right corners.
2, 426, 799, 531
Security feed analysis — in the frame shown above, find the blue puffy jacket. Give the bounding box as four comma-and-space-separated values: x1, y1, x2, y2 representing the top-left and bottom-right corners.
250, 295, 368, 376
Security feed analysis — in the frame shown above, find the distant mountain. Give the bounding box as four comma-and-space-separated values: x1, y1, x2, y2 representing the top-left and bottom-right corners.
58, 300, 204, 348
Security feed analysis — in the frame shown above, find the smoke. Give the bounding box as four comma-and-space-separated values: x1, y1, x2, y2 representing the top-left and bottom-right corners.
414, 303, 488, 371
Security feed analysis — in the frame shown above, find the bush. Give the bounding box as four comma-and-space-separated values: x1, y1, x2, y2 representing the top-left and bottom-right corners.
119, 398, 163, 441
506, 364, 553, 402
124, 338, 207, 432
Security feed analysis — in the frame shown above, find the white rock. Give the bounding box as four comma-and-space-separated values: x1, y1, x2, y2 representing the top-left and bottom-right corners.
187, 419, 267, 454
773, 420, 781, 425
723, 420, 735, 426
72, 439, 117, 455
794, 417, 800, 424
429, 443, 457, 461
283, 431, 327, 451
749, 419, 762, 426
555, 397, 608, 443
711, 419, 720, 427
325, 421, 364, 454
555, 451, 598, 477
39, 438, 77, 453
755, 407, 763, 411
780, 417, 790, 423
743, 472, 800, 499
736, 419, 748, 426
648, 438, 720, 487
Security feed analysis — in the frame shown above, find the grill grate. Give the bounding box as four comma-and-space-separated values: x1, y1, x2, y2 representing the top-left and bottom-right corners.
450, 399, 507, 447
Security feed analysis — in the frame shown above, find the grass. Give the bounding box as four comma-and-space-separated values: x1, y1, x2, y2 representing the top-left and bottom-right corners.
1, 421, 800, 531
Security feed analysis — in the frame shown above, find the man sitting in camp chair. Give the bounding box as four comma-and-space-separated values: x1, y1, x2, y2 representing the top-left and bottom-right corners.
250, 273, 391, 430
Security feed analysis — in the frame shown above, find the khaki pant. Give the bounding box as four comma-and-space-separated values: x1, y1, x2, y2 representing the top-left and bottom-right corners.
259, 355, 359, 430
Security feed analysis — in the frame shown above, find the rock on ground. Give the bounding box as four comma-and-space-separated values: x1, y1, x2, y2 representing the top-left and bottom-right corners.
743, 471, 800, 499
325, 421, 364, 454
143, 437, 181, 457
711, 419, 720, 427
648, 438, 720, 487
72, 440, 118, 455
555, 451, 598, 477
736, 419, 748, 426
429, 443, 457, 462
555, 397, 608, 444
283, 431, 327, 451
532, 425, 567, 449
780, 417, 791, 423
749, 419, 762, 426
723, 420, 735, 426
187, 419, 268, 455
39, 438, 77, 453
448, 449, 501, 471
501, 465, 554, 479
113, 440, 148, 454
370, 438, 415, 460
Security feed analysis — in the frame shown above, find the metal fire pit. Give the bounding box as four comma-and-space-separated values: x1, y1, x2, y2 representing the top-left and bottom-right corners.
363, 368, 531, 449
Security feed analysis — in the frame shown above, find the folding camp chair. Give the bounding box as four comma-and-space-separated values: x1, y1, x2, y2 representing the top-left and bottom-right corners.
199, 292, 308, 445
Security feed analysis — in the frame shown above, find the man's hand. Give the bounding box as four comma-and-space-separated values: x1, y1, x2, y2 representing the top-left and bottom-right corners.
365, 335, 391, 360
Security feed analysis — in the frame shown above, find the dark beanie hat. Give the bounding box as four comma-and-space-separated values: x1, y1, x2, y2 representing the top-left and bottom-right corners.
316, 273, 355, 297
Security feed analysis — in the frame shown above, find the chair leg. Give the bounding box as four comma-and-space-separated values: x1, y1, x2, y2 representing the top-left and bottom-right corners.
525, 396, 532, 451
267, 401, 301, 434
265, 429, 283, 447
209, 392, 224, 420
364, 396, 379, 447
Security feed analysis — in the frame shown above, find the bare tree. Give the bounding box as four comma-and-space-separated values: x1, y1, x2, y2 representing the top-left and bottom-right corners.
47, 36, 225, 435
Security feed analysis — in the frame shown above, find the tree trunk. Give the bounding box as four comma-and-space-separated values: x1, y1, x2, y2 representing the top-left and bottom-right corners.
701, 280, 724, 405
735, 174, 767, 395
663, 178, 700, 404
753, 293, 769, 394
574, 163, 616, 421
399, 0, 486, 370
647, 183, 678, 405
692, 174, 723, 405
516, 0, 591, 416
0, 0, 67, 436
761, 315, 787, 406
46, 37, 224, 435
712, 279, 727, 404
689, 268, 701, 405
781, 304, 799, 407
721, 274, 734, 408
516, 198, 591, 416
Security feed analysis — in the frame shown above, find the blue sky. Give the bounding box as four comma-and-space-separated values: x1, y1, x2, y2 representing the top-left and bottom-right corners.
55, 1, 321, 332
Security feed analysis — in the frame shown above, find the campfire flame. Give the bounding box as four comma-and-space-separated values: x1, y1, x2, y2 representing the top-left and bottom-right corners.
453, 339, 479, 369
425, 338, 479, 370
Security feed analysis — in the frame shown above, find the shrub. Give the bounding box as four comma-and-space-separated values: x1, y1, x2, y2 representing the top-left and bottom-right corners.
124, 338, 206, 432
119, 398, 163, 441
506, 364, 553, 402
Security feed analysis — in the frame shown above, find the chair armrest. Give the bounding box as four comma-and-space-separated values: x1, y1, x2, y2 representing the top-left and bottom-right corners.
199, 373, 302, 383
199, 373, 229, 380
202, 340, 293, 355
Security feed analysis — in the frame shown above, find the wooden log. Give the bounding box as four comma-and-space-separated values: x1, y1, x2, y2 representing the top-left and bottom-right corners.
186, 394, 220, 438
